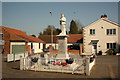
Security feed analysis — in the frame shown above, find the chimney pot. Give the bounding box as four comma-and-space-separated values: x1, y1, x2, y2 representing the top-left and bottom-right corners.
101, 15, 104, 18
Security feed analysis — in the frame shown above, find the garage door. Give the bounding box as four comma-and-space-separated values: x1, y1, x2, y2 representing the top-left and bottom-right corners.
12, 45, 25, 54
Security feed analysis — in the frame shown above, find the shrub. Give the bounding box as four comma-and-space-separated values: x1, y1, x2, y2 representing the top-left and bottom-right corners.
98, 50, 102, 55
31, 57, 38, 63
108, 49, 117, 55
66, 58, 74, 64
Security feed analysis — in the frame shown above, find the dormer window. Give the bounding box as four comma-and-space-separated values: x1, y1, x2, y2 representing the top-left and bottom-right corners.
90, 29, 95, 35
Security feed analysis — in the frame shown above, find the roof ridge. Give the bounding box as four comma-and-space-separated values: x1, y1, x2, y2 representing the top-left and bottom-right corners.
2, 26, 24, 33
102, 19, 120, 27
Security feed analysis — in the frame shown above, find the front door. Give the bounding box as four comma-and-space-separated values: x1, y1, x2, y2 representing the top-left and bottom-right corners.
92, 44, 97, 54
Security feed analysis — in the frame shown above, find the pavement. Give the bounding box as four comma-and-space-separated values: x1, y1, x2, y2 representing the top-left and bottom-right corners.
1, 54, 120, 79
0, 54, 2, 80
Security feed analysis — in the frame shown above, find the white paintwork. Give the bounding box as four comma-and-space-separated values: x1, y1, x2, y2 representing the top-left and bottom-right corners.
89, 59, 95, 71
83, 18, 119, 54
33, 43, 43, 53
45, 43, 74, 50
46, 43, 58, 49
28, 42, 43, 53
11, 42, 25, 45
59, 13, 66, 35
7, 52, 28, 62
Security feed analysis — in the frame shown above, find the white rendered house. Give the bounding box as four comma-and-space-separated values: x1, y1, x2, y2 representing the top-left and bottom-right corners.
83, 15, 120, 55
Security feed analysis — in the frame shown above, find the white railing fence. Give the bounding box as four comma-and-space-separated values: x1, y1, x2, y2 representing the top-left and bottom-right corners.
20, 54, 95, 76
7, 52, 28, 62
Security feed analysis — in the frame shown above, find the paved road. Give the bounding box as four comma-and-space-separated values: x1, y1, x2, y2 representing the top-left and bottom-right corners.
2, 55, 119, 79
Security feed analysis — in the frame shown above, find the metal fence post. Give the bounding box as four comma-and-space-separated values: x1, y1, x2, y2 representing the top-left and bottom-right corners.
20, 56, 23, 70
14, 53, 15, 62
23, 57, 26, 70
85, 56, 90, 76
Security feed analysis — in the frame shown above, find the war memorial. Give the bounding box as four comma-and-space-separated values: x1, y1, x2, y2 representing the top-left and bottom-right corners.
20, 14, 95, 76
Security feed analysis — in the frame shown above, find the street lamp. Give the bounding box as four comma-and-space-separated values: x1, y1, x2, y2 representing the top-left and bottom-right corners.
49, 11, 53, 54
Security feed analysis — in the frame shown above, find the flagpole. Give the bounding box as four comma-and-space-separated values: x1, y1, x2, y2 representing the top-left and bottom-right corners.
49, 11, 53, 54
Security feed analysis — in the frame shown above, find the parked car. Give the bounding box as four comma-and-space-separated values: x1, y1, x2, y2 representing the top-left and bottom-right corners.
67, 45, 80, 50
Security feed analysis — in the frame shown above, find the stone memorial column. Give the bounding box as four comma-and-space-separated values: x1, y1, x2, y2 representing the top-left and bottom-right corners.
57, 13, 69, 59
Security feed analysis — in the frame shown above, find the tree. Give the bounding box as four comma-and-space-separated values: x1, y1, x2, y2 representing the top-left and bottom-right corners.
69, 20, 78, 34
30, 34, 36, 37
42, 25, 61, 35
39, 32, 43, 35
56, 28, 61, 35
75, 20, 84, 34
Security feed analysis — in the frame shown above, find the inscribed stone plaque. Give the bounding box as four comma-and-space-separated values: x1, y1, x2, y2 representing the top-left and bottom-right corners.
58, 36, 67, 54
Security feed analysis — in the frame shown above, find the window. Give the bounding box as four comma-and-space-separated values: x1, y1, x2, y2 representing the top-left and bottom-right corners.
110, 29, 112, 34
31, 43, 33, 49
113, 29, 116, 35
106, 29, 116, 35
90, 29, 95, 35
107, 43, 109, 49
113, 43, 116, 49
39, 43, 41, 49
0, 34, 3, 39
107, 29, 109, 35
107, 43, 116, 49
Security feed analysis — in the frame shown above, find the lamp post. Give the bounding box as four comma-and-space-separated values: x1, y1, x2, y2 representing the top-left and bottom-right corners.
49, 11, 53, 54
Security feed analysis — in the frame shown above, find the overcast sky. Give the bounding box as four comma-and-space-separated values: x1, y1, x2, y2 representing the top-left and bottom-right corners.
2, 2, 118, 37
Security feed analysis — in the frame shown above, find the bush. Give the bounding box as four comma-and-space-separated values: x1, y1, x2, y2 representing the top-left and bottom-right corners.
98, 51, 102, 55
108, 49, 117, 55
66, 58, 74, 64
31, 57, 38, 63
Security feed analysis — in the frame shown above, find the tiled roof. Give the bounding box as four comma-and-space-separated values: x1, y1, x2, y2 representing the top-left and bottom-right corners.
38, 35, 57, 43
1, 26, 44, 43
67, 34, 83, 43
38, 34, 83, 43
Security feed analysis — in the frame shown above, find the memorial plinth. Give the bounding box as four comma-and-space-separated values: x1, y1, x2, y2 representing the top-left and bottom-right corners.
56, 35, 69, 59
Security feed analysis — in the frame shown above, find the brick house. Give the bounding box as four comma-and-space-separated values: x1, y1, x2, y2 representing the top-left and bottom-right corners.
0, 26, 45, 54
38, 34, 83, 54
39, 34, 83, 50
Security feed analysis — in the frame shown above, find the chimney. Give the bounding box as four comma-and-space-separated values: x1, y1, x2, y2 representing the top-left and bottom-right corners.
101, 14, 108, 20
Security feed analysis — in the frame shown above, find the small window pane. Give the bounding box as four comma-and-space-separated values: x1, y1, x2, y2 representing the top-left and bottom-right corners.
93, 29, 95, 34
107, 43, 109, 49
110, 29, 112, 34
31, 43, 33, 49
110, 43, 112, 49
107, 29, 109, 35
113, 43, 116, 49
39, 43, 41, 49
90, 29, 92, 34
113, 29, 116, 35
